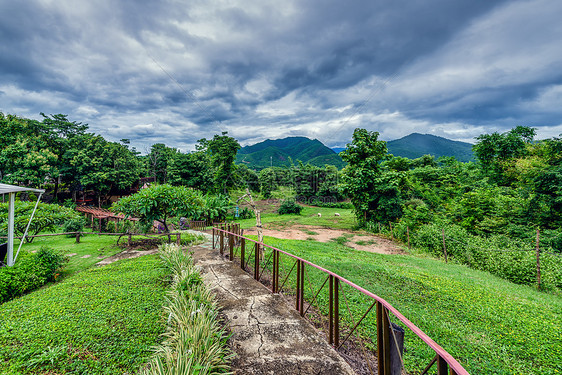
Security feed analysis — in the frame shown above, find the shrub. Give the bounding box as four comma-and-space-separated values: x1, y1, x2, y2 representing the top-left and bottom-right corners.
277, 200, 303, 215
63, 217, 86, 237
0, 247, 67, 304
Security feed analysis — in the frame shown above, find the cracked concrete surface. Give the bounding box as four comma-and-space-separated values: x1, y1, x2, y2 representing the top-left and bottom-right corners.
191, 240, 355, 375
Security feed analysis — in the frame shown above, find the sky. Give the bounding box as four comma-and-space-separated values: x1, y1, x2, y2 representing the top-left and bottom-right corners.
1, 0, 562, 153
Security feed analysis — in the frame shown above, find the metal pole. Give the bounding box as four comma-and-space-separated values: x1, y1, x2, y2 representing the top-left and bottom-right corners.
240, 237, 245, 269
254, 242, 259, 280
296, 260, 301, 311
329, 275, 334, 345
334, 277, 339, 348
7, 192, 15, 267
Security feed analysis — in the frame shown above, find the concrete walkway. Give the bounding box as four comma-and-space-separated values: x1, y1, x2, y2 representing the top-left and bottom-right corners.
191, 240, 355, 375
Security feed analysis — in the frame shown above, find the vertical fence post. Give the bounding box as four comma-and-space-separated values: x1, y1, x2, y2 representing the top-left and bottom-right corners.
334, 277, 339, 348
271, 249, 277, 293
377, 302, 391, 375
240, 237, 245, 269
536, 228, 541, 290
390, 222, 393, 240
299, 260, 305, 316
229, 233, 234, 260
128, 233, 132, 246
437, 355, 448, 375
296, 260, 301, 311
407, 227, 410, 249
378, 222, 381, 233
220, 230, 224, 255
329, 275, 334, 345
176, 233, 181, 246
212, 227, 215, 249
442, 228, 448, 263
253, 243, 259, 280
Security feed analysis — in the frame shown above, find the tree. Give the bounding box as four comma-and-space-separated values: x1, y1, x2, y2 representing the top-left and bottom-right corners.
168, 149, 214, 192
146, 143, 178, 184
206, 132, 241, 193
340, 128, 390, 223
258, 168, 277, 198
66, 134, 142, 205
112, 184, 204, 232
473, 126, 536, 185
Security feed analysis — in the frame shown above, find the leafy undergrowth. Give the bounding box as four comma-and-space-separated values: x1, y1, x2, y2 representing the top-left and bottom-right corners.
0, 255, 168, 374
259, 236, 562, 375
142, 243, 232, 374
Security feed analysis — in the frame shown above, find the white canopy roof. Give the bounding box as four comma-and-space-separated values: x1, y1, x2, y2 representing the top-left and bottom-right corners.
0, 183, 45, 195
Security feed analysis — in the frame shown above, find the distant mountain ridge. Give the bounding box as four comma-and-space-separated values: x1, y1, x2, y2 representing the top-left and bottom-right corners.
236, 137, 346, 169
333, 133, 474, 162
237, 133, 474, 170
385, 133, 474, 162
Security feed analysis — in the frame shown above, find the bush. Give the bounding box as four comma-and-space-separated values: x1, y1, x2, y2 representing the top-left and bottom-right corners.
0, 247, 67, 304
277, 200, 303, 215
63, 217, 86, 237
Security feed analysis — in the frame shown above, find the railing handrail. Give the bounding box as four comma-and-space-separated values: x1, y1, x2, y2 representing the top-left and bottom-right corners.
213, 227, 469, 375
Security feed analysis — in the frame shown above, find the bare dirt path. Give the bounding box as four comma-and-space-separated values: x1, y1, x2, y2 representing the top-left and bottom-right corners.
243, 225, 404, 255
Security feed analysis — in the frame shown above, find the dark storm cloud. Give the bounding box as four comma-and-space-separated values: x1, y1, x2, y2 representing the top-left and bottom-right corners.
0, 0, 561, 151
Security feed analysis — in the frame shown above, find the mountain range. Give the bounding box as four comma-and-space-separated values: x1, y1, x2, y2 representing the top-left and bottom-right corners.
236, 133, 474, 169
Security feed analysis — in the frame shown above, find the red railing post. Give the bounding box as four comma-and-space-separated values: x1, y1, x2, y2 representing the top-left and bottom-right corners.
253, 242, 259, 280
334, 277, 340, 348
220, 230, 224, 255
329, 275, 334, 345
240, 237, 245, 269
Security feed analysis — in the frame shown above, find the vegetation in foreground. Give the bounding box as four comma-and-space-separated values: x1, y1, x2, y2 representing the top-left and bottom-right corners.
256, 236, 561, 375
0, 255, 169, 374
142, 243, 232, 374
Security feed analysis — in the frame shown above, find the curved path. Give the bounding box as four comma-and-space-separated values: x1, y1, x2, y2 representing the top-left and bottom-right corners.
191, 239, 356, 375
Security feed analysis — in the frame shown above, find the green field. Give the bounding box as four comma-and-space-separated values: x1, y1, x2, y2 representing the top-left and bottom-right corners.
251, 236, 562, 375
0, 255, 168, 374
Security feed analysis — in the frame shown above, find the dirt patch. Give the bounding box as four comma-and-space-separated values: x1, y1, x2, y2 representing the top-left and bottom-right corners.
243, 225, 404, 255
96, 248, 158, 266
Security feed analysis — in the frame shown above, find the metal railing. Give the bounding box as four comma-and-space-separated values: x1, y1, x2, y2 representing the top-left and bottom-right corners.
212, 226, 469, 375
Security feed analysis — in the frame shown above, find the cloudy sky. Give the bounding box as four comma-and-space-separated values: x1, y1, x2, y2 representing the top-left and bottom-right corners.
1, 0, 561, 152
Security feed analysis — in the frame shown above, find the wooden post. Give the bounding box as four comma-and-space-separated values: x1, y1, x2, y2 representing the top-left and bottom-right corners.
176, 233, 181, 246
378, 222, 381, 233
128, 233, 132, 246
389, 222, 393, 240
240, 237, 246, 269
536, 228, 541, 290
75, 232, 80, 243
442, 228, 448, 263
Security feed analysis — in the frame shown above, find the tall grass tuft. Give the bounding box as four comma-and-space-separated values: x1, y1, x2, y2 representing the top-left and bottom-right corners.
142, 243, 232, 375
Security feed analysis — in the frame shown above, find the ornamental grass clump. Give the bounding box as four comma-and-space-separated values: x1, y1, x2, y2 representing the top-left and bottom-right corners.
142, 243, 232, 375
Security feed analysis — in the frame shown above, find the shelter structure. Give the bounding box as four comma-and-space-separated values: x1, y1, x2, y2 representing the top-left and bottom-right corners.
0, 183, 45, 267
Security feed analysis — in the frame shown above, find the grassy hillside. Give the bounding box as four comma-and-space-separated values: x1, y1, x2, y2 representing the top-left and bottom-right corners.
0, 255, 168, 374
258, 237, 562, 375
236, 136, 346, 169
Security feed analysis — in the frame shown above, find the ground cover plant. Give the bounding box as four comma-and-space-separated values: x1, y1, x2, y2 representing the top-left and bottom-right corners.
0, 247, 66, 304
0, 255, 169, 374
251, 236, 561, 375
142, 243, 232, 374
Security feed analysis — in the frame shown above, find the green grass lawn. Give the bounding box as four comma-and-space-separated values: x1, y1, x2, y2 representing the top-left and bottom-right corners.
253, 236, 562, 375
0, 255, 168, 374
235, 206, 356, 230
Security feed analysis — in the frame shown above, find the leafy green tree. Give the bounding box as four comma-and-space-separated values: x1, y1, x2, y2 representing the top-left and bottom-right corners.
112, 184, 204, 232
258, 168, 277, 198
206, 132, 240, 193
146, 143, 179, 184
168, 150, 214, 192
66, 134, 142, 204
473, 126, 536, 185
340, 128, 390, 223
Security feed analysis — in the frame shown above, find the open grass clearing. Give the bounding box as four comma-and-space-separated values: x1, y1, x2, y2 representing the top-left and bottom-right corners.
253, 236, 561, 375
0, 255, 169, 374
